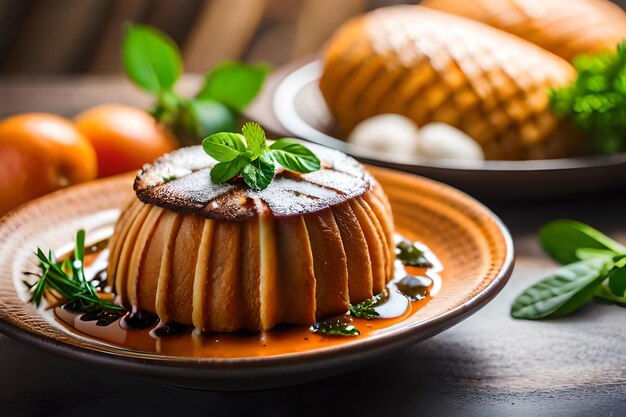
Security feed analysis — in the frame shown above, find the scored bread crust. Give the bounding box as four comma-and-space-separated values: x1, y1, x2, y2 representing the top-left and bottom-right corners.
320, 5, 586, 160
422, 0, 626, 62
107, 145, 396, 332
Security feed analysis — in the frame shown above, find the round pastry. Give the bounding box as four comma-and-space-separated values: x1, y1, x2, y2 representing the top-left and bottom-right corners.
106, 144, 395, 333
319, 5, 585, 160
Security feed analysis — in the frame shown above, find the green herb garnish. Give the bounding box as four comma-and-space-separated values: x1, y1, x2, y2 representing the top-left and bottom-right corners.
511, 220, 626, 320
550, 42, 626, 154
25, 230, 124, 314
203, 122, 321, 190
396, 240, 433, 268
349, 292, 383, 319
123, 24, 270, 145
310, 316, 360, 337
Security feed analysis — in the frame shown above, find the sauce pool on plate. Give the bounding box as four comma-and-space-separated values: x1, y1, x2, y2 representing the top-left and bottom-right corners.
53, 237, 443, 358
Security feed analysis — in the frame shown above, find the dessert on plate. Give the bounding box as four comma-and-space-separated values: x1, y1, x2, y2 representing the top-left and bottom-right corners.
107, 137, 396, 333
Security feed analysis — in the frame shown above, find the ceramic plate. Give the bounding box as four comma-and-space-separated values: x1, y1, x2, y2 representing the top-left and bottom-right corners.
0, 167, 513, 390
271, 61, 626, 199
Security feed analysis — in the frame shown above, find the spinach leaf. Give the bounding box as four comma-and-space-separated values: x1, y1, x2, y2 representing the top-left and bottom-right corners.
511, 257, 611, 320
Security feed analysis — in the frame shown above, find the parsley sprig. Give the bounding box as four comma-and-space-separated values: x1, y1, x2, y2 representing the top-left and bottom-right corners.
550, 42, 626, 154
25, 230, 123, 313
202, 123, 321, 190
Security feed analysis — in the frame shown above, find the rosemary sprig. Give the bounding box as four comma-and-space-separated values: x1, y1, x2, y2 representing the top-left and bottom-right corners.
26, 230, 124, 313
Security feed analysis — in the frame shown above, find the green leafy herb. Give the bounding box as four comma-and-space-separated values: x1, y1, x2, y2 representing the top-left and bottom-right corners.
162, 175, 177, 183
539, 220, 624, 265
202, 132, 247, 162
197, 61, 270, 112
512, 220, 626, 320
25, 230, 124, 314
210, 151, 252, 184
349, 291, 388, 319
310, 316, 360, 337
608, 256, 626, 297
511, 257, 611, 320
123, 24, 182, 93
595, 279, 626, 305
549, 42, 626, 154
202, 123, 321, 190
242, 153, 275, 190
122, 24, 270, 145
268, 140, 321, 173
396, 240, 433, 268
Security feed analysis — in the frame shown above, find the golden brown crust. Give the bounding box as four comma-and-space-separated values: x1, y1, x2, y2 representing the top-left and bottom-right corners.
320, 5, 585, 160
108, 179, 395, 333
422, 0, 626, 61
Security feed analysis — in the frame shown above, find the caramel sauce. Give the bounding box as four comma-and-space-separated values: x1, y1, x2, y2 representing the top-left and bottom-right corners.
53, 240, 442, 358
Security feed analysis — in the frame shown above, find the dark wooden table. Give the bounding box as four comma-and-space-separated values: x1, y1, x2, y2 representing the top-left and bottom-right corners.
1, 77, 626, 417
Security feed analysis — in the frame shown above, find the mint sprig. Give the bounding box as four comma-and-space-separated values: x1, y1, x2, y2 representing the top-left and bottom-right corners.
203, 123, 321, 190
511, 220, 626, 320
122, 24, 270, 145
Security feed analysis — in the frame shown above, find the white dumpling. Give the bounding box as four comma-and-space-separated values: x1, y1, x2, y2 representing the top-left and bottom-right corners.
347, 114, 419, 155
417, 123, 484, 160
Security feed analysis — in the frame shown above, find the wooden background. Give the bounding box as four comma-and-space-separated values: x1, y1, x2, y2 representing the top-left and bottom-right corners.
0, 0, 416, 75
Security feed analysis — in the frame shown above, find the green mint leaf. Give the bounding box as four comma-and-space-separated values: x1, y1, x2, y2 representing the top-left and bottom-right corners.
269, 139, 321, 173
242, 153, 275, 190
575, 247, 618, 260
202, 132, 247, 162
197, 61, 270, 111
608, 257, 626, 297
310, 316, 360, 337
595, 279, 626, 305
123, 24, 182, 93
241, 122, 266, 158
179, 99, 236, 143
210, 152, 252, 184
396, 240, 434, 267
510, 257, 611, 320
349, 296, 381, 319
539, 220, 624, 265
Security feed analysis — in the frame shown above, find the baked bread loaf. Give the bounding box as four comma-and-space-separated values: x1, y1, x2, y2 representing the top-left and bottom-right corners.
107, 144, 395, 333
422, 0, 626, 62
319, 5, 584, 160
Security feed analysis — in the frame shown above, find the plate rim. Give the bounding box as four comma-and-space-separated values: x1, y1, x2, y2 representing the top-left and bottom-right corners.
273, 60, 626, 173
0, 170, 514, 378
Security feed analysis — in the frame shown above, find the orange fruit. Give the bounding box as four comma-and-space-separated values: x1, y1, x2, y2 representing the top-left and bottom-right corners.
0, 113, 98, 217
74, 104, 177, 177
